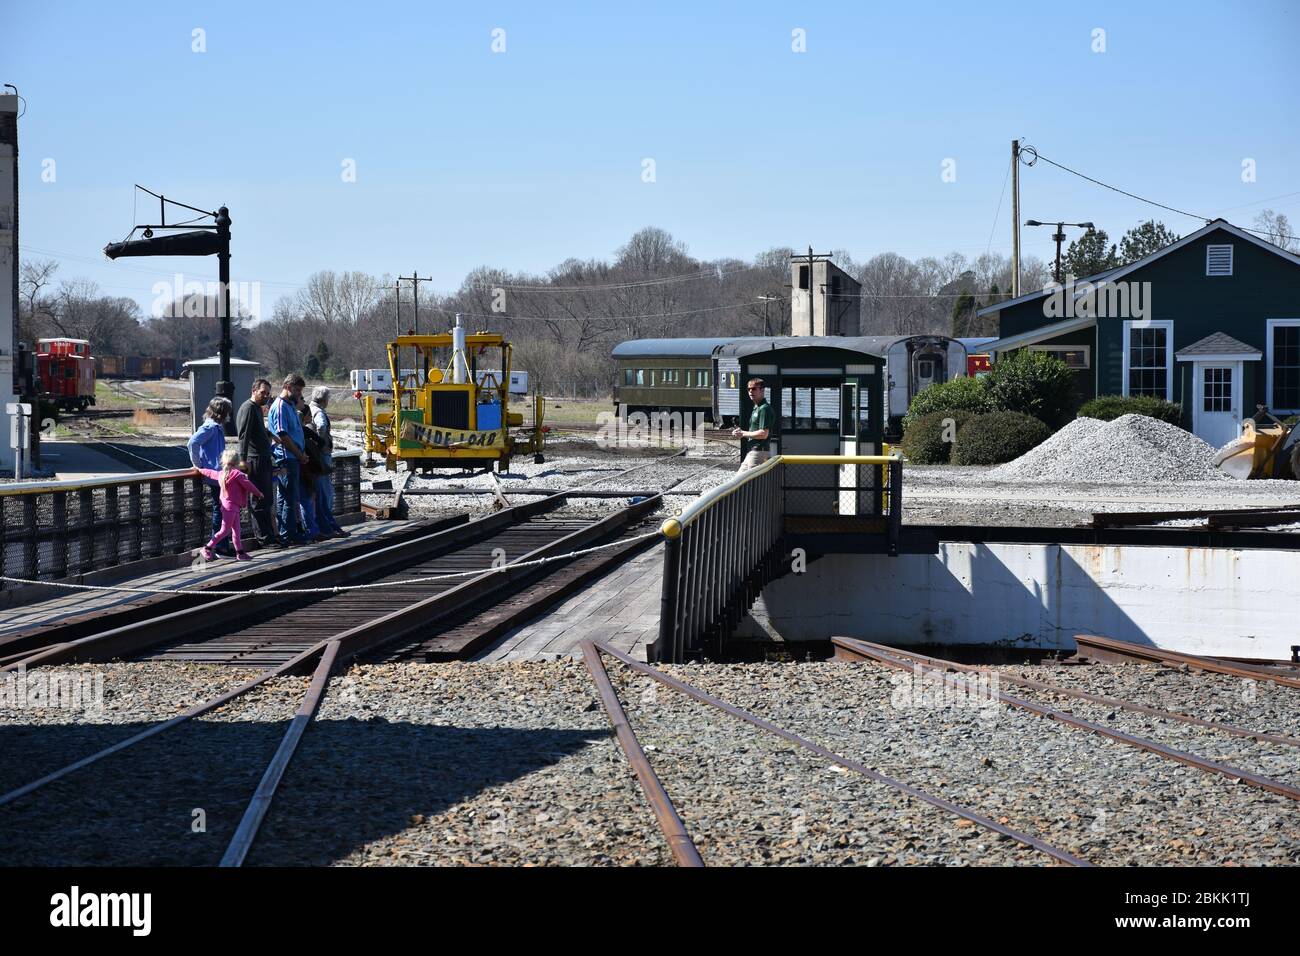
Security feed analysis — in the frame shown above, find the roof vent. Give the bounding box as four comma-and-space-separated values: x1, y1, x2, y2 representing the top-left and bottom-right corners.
1206, 244, 1233, 276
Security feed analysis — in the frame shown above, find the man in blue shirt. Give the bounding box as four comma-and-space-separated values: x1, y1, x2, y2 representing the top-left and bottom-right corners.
187, 397, 234, 554
268, 373, 310, 544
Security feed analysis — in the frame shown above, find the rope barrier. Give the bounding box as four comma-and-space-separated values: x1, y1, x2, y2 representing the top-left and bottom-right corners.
0, 530, 662, 597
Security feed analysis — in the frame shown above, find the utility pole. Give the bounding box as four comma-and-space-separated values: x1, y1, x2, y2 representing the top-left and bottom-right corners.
1025, 221, 1095, 284
397, 271, 432, 334
757, 294, 779, 335
1011, 140, 1021, 298
393, 280, 401, 337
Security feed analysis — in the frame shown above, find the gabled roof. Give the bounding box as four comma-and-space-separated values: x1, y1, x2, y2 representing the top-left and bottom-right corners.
975, 219, 1300, 318
1175, 332, 1262, 360
984, 316, 1096, 354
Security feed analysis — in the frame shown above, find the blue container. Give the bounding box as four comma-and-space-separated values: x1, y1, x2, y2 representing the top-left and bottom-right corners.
476, 402, 502, 430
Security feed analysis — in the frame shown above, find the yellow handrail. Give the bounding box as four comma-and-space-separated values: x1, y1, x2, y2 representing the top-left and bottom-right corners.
659, 452, 902, 538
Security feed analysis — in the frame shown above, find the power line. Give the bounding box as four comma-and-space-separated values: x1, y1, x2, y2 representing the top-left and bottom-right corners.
1030, 150, 1300, 243
430, 297, 790, 323
984, 156, 1012, 261
476, 262, 769, 292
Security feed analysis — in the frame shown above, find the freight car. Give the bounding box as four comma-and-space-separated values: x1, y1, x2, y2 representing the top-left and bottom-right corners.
36, 338, 96, 412
95, 354, 181, 379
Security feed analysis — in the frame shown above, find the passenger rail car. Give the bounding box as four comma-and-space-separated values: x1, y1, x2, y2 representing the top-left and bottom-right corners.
611, 338, 732, 420
613, 334, 970, 436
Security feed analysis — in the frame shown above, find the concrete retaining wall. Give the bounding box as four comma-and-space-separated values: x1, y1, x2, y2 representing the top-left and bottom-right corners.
759, 542, 1297, 659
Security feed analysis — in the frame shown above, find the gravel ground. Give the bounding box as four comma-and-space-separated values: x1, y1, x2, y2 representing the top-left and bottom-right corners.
3, 659, 1296, 866
981, 661, 1300, 786
990, 415, 1229, 483
364, 435, 739, 522
905, 465, 1300, 527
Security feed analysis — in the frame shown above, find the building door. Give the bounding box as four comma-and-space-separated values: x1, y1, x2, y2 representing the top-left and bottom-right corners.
1193, 362, 1241, 450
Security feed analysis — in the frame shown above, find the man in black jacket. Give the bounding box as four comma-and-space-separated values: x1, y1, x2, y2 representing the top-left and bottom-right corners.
237, 378, 282, 548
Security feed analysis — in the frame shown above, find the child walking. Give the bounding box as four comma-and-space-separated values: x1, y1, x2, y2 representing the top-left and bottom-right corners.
199, 449, 264, 561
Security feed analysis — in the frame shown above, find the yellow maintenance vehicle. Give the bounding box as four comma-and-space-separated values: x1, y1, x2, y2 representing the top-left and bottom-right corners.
363, 317, 545, 473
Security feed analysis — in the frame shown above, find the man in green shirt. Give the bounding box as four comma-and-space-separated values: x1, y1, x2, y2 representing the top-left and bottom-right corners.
732, 378, 773, 472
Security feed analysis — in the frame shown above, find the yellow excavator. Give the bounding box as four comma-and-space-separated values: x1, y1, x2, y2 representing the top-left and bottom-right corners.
1213, 406, 1298, 480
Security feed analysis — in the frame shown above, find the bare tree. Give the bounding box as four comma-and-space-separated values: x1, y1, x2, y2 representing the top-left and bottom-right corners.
1253, 209, 1297, 253
19, 259, 59, 344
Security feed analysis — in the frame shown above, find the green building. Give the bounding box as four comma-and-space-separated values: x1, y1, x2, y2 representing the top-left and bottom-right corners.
976, 220, 1300, 448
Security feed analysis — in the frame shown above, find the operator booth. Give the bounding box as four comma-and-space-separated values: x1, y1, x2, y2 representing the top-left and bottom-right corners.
713, 337, 890, 525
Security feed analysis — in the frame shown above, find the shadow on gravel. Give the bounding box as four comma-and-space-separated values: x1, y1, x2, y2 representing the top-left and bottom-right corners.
248, 721, 609, 866
0, 720, 607, 867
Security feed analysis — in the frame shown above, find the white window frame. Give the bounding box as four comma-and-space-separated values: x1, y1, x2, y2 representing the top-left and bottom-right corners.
1267, 318, 1300, 414
1029, 344, 1091, 369
1122, 319, 1174, 401
1206, 244, 1234, 276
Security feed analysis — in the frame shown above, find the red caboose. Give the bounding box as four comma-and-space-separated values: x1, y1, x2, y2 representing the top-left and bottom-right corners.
37, 338, 97, 412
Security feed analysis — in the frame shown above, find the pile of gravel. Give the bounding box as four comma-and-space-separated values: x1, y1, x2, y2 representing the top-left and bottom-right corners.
990, 414, 1231, 483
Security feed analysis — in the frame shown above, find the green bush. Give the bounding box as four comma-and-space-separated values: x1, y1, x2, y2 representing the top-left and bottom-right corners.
951, 411, 1053, 466
900, 410, 975, 464
984, 350, 1076, 428
1077, 394, 1183, 425
901, 375, 995, 431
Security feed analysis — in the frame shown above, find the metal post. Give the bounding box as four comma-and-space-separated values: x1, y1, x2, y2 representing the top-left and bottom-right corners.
889, 459, 902, 556
1053, 222, 1066, 283
215, 206, 234, 432
1011, 140, 1021, 298
657, 532, 683, 663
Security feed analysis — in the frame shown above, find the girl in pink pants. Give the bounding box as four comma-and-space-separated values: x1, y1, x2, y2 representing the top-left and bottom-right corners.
199, 450, 264, 561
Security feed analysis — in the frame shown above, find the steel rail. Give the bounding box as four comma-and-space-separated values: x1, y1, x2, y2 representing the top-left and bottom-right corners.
834, 638, 1300, 802
1, 493, 572, 671
837, 640, 1300, 749
0, 516, 463, 661
580, 641, 704, 867
220, 640, 340, 867
0, 641, 328, 809
1074, 634, 1300, 690
592, 641, 1089, 867
0, 502, 656, 810
319, 496, 665, 668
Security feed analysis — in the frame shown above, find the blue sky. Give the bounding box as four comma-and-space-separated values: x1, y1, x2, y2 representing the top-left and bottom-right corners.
6, 0, 1299, 318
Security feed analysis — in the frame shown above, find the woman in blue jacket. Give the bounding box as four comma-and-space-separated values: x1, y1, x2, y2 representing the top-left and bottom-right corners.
187, 398, 234, 554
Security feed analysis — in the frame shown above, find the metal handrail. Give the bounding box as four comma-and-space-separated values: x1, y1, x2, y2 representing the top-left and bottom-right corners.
660, 454, 781, 536
659, 452, 902, 538
654, 452, 905, 662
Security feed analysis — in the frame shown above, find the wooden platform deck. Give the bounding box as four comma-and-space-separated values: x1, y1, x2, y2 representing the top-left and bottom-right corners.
477, 545, 664, 663
0, 519, 417, 638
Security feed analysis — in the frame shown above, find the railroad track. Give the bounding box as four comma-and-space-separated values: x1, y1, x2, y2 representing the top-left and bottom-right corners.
583, 636, 1300, 867
832, 638, 1300, 793
3, 491, 662, 671
0, 448, 737, 866
0, 493, 664, 866
581, 641, 1090, 866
